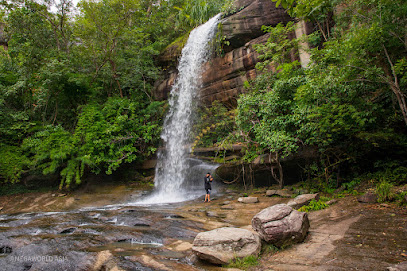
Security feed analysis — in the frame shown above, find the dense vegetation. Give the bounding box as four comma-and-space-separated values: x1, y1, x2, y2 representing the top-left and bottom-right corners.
195, 0, 407, 190
0, 0, 231, 189
1, 0, 406, 194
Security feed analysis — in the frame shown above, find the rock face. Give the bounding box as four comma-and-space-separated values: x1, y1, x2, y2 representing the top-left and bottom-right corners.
287, 193, 320, 209
221, 0, 292, 51
252, 204, 309, 247
192, 227, 261, 265
152, 0, 297, 105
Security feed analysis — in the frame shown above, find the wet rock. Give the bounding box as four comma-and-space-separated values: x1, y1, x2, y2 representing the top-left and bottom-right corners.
252, 204, 309, 247
221, 201, 231, 205
221, 205, 235, 210
266, 189, 292, 198
287, 193, 320, 209
387, 261, 407, 271
169, 240, 193, 252
238, 197, 259, 203
358, 192, 377, 203
59, 227, 76, 234
192, 227, 261, 265
164, 214, 184, 219
133, 222, 150, 227
0, 245, 12, 254
206, 211, 226, 218
93, 250, 124, 271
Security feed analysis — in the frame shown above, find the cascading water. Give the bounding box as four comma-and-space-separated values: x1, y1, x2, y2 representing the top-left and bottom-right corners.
139, 14, 221, 204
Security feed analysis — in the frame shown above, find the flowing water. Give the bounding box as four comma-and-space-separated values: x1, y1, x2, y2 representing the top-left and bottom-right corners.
0, 16, 225, 271
140, 14, 221, 204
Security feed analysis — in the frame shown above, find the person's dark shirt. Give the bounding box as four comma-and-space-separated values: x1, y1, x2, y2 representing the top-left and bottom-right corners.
204, 176, 212, 190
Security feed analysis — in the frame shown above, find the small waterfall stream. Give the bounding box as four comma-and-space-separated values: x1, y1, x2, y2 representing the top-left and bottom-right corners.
140, 14, 221, 204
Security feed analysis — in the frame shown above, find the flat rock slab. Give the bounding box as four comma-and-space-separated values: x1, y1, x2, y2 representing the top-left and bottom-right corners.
287, 193, 320, 209
252, 204, 309, 247
238, 197, 259, 203
192, 227, 261, 265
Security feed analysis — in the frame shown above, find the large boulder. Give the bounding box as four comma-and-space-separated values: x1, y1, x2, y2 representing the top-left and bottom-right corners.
192, 227, 261, 265
287, 193, 320, 209
252, 204, 309, 247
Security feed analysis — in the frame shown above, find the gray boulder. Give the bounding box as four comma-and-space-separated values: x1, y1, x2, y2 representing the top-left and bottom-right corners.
192, 227, 261, 265
238, 197, 259, 203
252, 204, 309, 247
287, 193, 320, 209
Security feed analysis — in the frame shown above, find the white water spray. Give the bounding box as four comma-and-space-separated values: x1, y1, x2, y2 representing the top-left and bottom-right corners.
139, 14, 221, 204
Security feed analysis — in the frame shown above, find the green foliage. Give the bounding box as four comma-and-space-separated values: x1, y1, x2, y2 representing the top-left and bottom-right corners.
0, 0, 221, 190
173, 0, 227, 30
0, 145, 30, 183
231, 0, 407, 187
394, 191, 407, 206
298, 199, 328, 212
341, 179, 361, 192
254, 22, 300, 71
225, 255, 259, 269
192, 101, 235, 149
22, 97, 165, 188
376, 180, 393, 203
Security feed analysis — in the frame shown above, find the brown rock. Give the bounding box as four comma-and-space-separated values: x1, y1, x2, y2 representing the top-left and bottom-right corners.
238, 197, 259, 203
221, 0, 293, 51
357, 192, 377, 204
387, 261, 407, 271
252, 204, 309, 247
221, 205, 235, 210
192, 227, 261, 265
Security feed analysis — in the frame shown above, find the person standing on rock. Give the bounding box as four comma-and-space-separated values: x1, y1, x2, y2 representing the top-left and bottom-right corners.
204, 173, 213, 202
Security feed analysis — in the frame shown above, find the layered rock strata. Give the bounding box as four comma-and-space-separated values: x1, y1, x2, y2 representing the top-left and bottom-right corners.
153, 0, 296, 105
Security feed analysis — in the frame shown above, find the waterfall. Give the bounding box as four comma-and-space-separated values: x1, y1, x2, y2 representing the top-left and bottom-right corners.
139, 14, 221, 204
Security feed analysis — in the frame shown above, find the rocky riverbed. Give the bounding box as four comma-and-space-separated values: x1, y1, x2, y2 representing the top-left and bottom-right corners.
0, 183, 406, 271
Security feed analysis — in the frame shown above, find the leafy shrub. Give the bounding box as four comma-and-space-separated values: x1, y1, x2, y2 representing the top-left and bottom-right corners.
192, 101, 235, 149
298, 199, 328, 212
0, 145, 29, 183
376, 180, 393, 203
225, 255, 259, 269
394, 191, 407, 206
342, 178, 361, 191
23, 97, 165, 189
262, 244, 279, 254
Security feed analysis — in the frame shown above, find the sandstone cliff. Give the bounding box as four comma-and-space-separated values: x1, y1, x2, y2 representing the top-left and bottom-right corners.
152, 0, 312, 105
